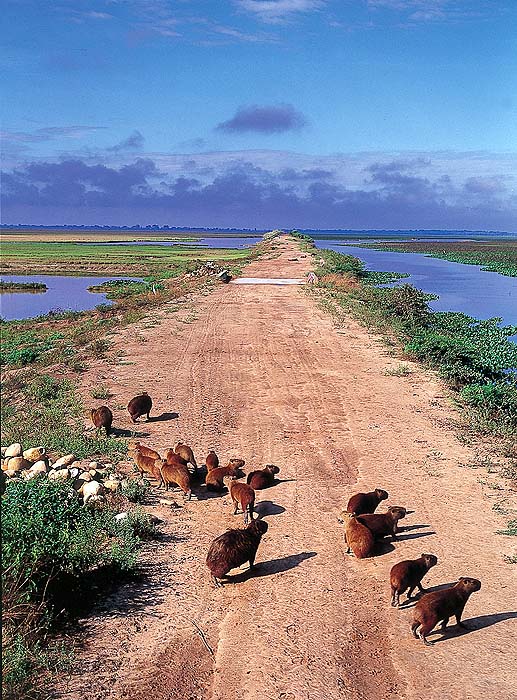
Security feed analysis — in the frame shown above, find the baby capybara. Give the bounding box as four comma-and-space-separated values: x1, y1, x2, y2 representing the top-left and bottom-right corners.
206, 520, 268, 587
357, 506, 407, 540
174, 441, 198, 472
347, 488, 388, 516
411, 577, 481, 646
159, 461, 192, 499
224, 477, 255, 524
390, 554, 438, 607
127, 392, 152, 423
206, 464, 246, 492
206, 450, 219, 472
246, 464, 280, 490
341, 511, 375, 559
91, 406, 113, 436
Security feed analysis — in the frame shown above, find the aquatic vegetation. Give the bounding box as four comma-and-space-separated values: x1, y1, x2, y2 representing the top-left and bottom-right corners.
0, 281, 47, 292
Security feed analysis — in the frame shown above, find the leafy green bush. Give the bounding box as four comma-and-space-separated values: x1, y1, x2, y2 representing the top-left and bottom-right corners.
121, 478, 151, 503
381, 284, 431, 328
461, 380, 517, 431
0, 329, 64, 366
316, 249, 366, 278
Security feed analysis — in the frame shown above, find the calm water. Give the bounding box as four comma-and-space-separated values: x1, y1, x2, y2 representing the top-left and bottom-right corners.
0, 275, 138, 321
314, 239, 517, 327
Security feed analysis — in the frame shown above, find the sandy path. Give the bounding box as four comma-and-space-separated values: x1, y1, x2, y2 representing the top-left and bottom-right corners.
56, 238, 516, 700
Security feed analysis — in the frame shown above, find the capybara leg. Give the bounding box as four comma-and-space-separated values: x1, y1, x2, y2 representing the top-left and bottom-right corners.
390, 588, 398, 607
212, 575, 222, 588
131, 416, 137, 424
419, 624, 435, 646
185, 489, 192, 501
248, 555, 256, 570
455, 614, 469, 629
407, 586, 416, 599
411, 622, 420, 639
146, 412, 150, 421
243, 509, 249, 525
233, 500, 239, 515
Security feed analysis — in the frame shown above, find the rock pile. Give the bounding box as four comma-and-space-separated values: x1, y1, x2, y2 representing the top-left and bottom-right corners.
186, 261, 231, 281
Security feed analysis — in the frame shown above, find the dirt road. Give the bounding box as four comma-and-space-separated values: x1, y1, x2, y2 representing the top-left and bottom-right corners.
56, 237, 516, 700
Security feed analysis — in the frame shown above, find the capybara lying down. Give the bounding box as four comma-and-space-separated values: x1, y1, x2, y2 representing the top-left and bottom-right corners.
127, 392, 152, 423
205, 450, 219, 472
91, 406, 113, 436
159, 461, 192, 499
411, 577, 481, 646
206, 464, 245, 492
347, 488, 388, 516
206, 520, 268, 587
174, 441, 198, 472
223, 477, 255, 524
340, 511, 375, 559
390, 554, 438, 607
246, 464, 280, 490
356, 506, 407, 540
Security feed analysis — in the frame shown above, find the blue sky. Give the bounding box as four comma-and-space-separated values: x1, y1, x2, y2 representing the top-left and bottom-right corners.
2, 0, 516, 230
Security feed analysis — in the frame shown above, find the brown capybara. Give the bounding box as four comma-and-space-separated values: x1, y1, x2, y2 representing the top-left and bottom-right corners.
341, 511, 375, 559
174, 442, 198, 472
227, 458, 245, 470
390, 554, 438, 607
127, 392, 152, 423
357, 506, 407, 540
131, 450, 163, 481
223, 477, 256, 524
206, 464, 246, 492
411, 577, 481, 646
206, 520, 268, 587
91, 406, 113, 436
159, 461, 192, 499
206, 450, 219, 472
347, 488, 388, 516
165, 448, 187, 467
246, 464, 280, 490
129, 441, 160, 460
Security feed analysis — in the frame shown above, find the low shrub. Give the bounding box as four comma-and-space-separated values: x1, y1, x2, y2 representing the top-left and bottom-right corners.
461, 379, 517, 432
121, 478, 151, 503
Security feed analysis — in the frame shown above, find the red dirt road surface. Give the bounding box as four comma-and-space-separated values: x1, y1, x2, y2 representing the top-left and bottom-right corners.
56, 237, 517, 700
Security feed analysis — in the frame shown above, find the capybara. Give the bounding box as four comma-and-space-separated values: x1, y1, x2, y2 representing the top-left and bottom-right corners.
174, 441, 198, 472
227, 458, 245, 470
347, 488, 388, 516
159, 461, 192, 499
341, 511, 375, 559
411, 577, 481, 645
132, 451, 163, 481
223, 477, 256, 524
357, 506, 407, 540
127, 392, 152, 423
165, 448, 187, 467
129, 441, 160, 461
206, 520, 268, 587
91, 406, 113, 436
206, 464, 246, 492
206, 450, 219, 472
246, 464, 280, 490
390, 554, 438, 607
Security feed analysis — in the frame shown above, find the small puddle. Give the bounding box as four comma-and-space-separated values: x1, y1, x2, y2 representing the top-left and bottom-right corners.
232, 278, 305, 285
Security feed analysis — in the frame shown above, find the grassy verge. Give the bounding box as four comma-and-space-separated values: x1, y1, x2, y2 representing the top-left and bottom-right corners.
0, 282, 48, 292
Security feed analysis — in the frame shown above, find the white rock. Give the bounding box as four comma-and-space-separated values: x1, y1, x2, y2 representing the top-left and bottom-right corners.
1, 446, 7, 457
5, 457, 31, 472
103, 479, 121, 492
82, 481, 106, 503
31, 460, 48, 472
25, 463, 47, 480
52, 454, 76, 469
115, 512, 128, 521
5, 443, 22, 458
79, 472, 92, 482
4, 469, 18, 478
23, 447, 46, 463
69, 467, 80, 479
89, 461, 99, 470
49, 468, 70, 481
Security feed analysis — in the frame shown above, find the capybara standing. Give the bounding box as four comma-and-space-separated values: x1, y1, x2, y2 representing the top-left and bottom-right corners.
340, 511, 375, 559
246, 464, 280, 490
174, 442, 198, 473
129, 441, 160, 461
223, 477, 255, 524
91, 406, 113, 436
411, 577, 481, 645
206, 464, 246, 492
131, 450, 163, 481
159, 461, 192, 500
390, 554, 438, 607
206, 520, 268, 587
357, 506, 407, 540
127, 392, 152, 423
347, 488, 388, 516
206, 450, 219, 472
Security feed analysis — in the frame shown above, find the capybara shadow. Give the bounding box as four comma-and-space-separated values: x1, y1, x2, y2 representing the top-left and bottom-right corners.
111, 427, 151, 438
400, 524, 431, 532
231, 551, 317, 581
254, 501, 286, 517
373, 540, 396, 556
148, 412, 179, 422
396, 530, 436, 541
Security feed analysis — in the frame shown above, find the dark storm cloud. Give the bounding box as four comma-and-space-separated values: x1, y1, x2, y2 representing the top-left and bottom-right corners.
216, 104, 307, 133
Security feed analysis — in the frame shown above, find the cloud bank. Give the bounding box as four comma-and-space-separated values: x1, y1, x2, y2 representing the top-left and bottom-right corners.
216, 104, 307, 133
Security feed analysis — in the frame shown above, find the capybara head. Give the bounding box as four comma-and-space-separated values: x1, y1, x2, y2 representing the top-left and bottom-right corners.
228, 466, 245, 479
223, 475, 237, 486
265, 464, 280, 475
228, 458, 245, 470
375, 488, 389, 501
458, 577, 481, 593
338, 510, 355, 523
388, 506, 407, 520
422, 553, 438, 569
248, 520, 268, 536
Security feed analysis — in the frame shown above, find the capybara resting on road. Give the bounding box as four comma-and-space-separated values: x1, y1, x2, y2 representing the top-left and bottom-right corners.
174, 441, 198, 472
347, 488, 388, 516
340, 511, 375, 559
127, 392, 152, 423
206, 520, 268, 587
411, 577, 481, 646
357, 506, 407, 540
246, 464, 280, 490
390, 554, 438, 607
223, 477, 255, 524
206, 464, 246, 492
91, 406, 113, 436
205, 450, 219, 472
159, 461, 192, 499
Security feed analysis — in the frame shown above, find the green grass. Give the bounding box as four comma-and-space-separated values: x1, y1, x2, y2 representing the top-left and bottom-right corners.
0, 281, 48, 291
